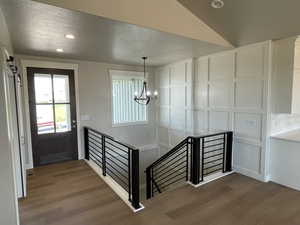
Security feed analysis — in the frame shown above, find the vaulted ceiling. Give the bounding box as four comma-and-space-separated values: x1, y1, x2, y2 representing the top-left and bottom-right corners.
2, 0, 300, 66
0, 0, 231, 66
178, 0, 300, 46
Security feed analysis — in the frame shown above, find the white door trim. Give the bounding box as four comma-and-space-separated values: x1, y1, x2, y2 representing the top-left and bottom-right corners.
20, 59, 82, 169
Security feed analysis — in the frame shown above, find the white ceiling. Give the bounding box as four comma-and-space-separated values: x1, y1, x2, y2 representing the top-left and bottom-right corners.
0, 0, 230, 66
178, 0, 300, 46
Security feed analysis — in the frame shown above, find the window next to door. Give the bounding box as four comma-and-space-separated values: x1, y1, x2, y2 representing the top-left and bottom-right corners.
110, 70, 148, 127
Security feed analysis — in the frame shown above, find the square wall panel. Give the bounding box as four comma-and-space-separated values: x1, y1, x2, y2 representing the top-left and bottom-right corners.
194, 110, 207, 132
156, 67, 169, 88
235, 79, 263, 109
194, 83, 208, 108
170, 62, 186, 85
186, 61, 193, 83
236, 45, 264, 78
233, 141, 261, 173
209, 111, 230, 130
209, 52, 234, 81
170, 109, 185, 130
209, 81, 233, 108
159, 87, 169, 106
171, 86, 185, 107
158, 127, 169, 145
195, 58, 208, 83
186, 110, 193, 132
159, 107, 169, 127
234, 113, 262, 140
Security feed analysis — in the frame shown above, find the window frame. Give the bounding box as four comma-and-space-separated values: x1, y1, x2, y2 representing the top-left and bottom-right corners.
109, 69, 149, 127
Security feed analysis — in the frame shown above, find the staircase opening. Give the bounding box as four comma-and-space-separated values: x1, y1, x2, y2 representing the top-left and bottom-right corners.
84, 126, 233, 211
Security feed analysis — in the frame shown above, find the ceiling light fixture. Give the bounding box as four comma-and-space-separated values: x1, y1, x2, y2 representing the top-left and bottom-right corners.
211, 0, 224, 8
56, 48, 64, 52
134, 57, 158, 105
65, 34, 75, 39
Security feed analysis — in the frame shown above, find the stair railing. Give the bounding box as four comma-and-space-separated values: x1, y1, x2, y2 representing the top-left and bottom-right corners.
84, 127, 141, 210
146, 131, 233, 199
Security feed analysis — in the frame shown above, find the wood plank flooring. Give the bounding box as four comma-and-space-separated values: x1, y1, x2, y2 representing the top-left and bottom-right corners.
19, 160, 300, 225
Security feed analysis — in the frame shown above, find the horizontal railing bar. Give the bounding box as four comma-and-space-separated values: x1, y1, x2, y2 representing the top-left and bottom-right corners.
155, 154, 187, 173
106, 171, 129, 191
204, 138, 224, 143
203, 148, 224, 154
89, 142, 102, 152
105, 141, 129, 154
154, 164, 186, 181
106, 167, 128, 186
89, 149, 102, 160
105, 146, 128, 161
88, 135, 102, 145
155, 165, 187, 183
154, 157, 187, 176
106, 156, 128, 173
204, 143, 223, 149
155, 150, 186, 171
148, 138, 189, 168
204, 152, 223, 160
90, 155, 102, 168
88, 132, 102, 142
156, 170, 186, 187
105, 150, 128, 167
191, 131, 231, 139
85, 126, 137, 150
204, 158, 223, 165
106, 161, 128, 180
203, 168, 223, 176
204, 163, 223, 171
88, 139, 102, 150
157, 175, 186, 191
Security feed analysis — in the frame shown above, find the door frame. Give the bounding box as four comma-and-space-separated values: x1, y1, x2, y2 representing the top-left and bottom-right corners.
21, 59, 82, 170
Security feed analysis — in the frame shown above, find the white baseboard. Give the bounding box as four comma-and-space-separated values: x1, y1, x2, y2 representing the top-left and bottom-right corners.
233, 165, 266, 182
188, 171, 235, 188
85, 159, 144, 212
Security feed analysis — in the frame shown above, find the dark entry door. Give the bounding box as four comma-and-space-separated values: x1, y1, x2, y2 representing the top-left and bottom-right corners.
27, 67, 78, 167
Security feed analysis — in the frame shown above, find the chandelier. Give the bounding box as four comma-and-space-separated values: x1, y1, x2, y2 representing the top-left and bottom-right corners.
134, 57, 158, 105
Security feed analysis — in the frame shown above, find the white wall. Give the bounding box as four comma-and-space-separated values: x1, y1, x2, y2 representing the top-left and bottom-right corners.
16, 55, 157, 168
155, 41, 272, 181
0, 6, 20, 225
155, 59, 193, 156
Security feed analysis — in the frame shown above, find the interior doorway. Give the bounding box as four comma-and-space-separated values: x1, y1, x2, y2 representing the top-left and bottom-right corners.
27, 67, 78, 167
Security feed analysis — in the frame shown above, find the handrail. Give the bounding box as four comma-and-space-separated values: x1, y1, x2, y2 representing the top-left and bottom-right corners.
146, 131, 233, 199
84, 126, 142, 210
147, 138, 189, 168
84, 126, 138, 150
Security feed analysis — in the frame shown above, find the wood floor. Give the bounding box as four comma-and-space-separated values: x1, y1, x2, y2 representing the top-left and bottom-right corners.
20, 160, 300, 225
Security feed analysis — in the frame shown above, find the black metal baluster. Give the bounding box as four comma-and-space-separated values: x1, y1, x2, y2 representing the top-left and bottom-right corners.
191, 137, 201, 185
84, 127, 89, 160
128, 148, 132, 202
201, 137, 204, 182
222, 134, 226, 173
131, 149, 140, 209
225, 132, 233, 172
146, 167, 152, 199
102, 135, 106, 176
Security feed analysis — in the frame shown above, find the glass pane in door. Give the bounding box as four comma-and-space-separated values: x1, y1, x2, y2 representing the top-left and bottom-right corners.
55, 104, 71, 132
34, 74, 53, 103
36, 105, 54, 134
53, 75, 70, 103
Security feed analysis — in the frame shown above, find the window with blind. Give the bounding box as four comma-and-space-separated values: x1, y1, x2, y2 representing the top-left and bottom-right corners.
110, 70, 147, 125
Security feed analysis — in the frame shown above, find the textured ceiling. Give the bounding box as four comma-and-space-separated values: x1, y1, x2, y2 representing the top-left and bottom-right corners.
0, 0, 230, 66
178, 0, 300, 46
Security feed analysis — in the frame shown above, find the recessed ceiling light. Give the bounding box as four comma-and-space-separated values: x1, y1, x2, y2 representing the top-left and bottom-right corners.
56, 48, 64, 52
65, 34, 75, 39
211, 0, 224, 8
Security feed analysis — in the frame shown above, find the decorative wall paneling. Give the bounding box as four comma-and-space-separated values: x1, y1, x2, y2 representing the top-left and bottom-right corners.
155, 41, 272, 181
